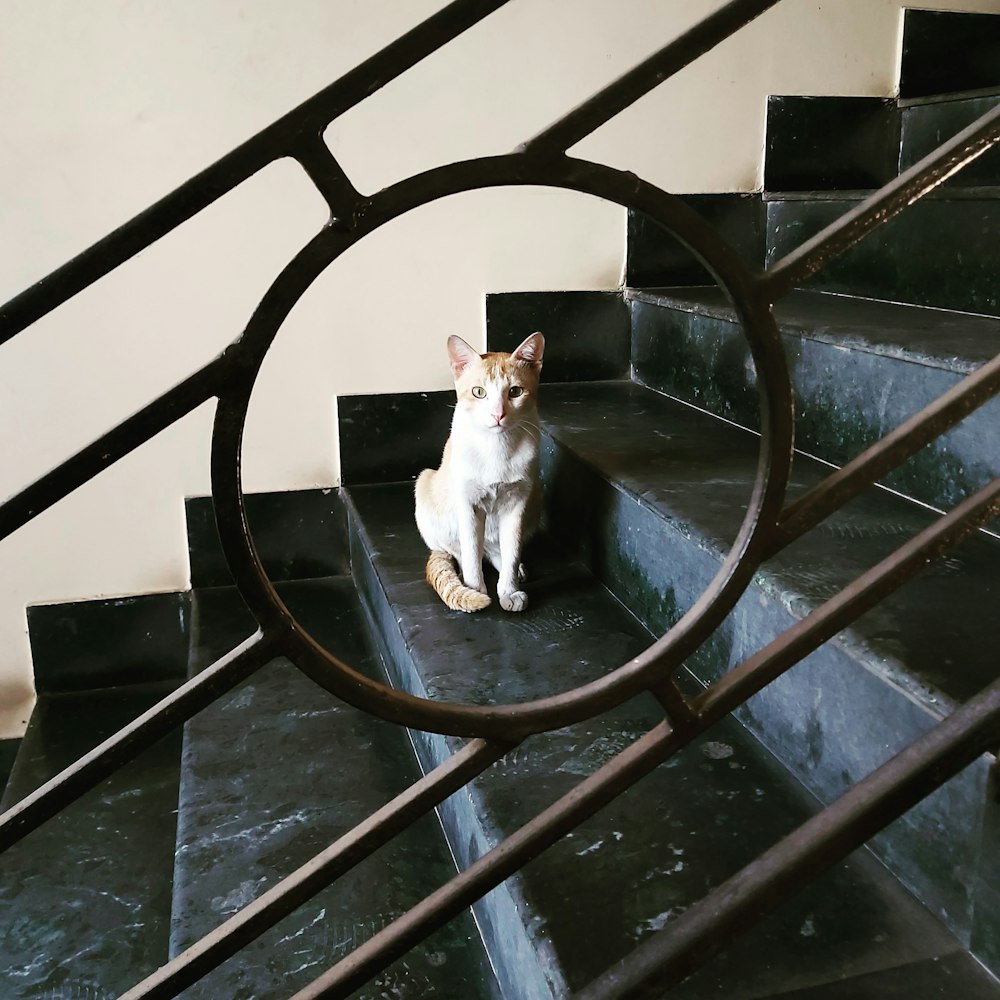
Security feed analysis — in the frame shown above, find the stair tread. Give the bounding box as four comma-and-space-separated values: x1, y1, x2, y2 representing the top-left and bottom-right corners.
347, 482, 978, 998
170, 576, 496, 999
539, 379, 1000, 713
628, 286, 1000, 373
0, 684, 182, 997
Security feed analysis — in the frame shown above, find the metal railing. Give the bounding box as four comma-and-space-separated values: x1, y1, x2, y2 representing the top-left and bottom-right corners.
2, 1, 1000, 997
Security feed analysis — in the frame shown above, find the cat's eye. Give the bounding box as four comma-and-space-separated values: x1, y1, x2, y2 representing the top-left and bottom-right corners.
472, 386, 486, 398
509, 386, 524, 398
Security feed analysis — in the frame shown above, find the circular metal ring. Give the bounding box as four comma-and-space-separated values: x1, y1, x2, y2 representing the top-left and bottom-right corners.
211, 153, 792, 741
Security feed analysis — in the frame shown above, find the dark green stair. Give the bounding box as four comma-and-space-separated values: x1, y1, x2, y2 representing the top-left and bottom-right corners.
169, 576, 498, 998
628, 285, 1000, 511
0, 684, 182, 997
899, 90, 1000, 187
343, 480, 999, 998
536, 378, 1000, 949
765, 191, 1000, 318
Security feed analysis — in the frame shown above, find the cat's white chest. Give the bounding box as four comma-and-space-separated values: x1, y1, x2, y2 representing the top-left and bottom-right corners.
452, 426, 536, 508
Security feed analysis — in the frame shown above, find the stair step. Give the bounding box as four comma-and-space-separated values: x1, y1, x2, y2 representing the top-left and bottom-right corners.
900, 9, 1000, 100
0, 683, 182, 997
534, 379, 1000, 953
170, 576, 496, 998
764, 96, 900, 193
765, 192, 1000, 317
344, 482, 992, 998
626, 196, 765, 289
627, 285, 1000, 511
899, 91, 1000, 189
185, 487, 349, 589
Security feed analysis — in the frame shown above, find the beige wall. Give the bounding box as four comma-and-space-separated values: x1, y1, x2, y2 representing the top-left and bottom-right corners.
2, 0, 999, 737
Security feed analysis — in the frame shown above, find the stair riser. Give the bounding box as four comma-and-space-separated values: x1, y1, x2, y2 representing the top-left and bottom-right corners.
486, 291, 630, 382
900, 95, 1000, 187
626, 197, 766, 288
185, 487, 350, 588
346, 498, 561, 1000
630, 297, 1000, 512
766, 198, 1000, 318
27, 591, 190, 695
540, 429, 992, 944
765, 96, 900, 192
900, 10, 1000, 99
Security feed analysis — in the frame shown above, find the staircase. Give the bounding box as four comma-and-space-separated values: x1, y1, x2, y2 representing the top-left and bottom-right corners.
2, 4, 1000, 998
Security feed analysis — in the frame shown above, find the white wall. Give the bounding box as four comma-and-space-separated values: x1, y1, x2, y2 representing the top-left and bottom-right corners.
1, 0, 998, 737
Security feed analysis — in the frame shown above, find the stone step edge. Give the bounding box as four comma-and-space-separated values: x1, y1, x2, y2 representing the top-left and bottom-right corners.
898, 84, 1000, 110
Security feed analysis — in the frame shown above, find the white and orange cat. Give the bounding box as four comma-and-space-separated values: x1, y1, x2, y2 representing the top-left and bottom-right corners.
415, 332, 545, 613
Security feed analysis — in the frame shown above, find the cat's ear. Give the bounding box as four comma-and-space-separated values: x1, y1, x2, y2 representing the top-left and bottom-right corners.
447, 335, 480, 379
512, 332, 544, 369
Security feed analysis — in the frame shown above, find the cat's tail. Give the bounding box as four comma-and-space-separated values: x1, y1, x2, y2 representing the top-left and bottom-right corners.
425, 550, 491, 613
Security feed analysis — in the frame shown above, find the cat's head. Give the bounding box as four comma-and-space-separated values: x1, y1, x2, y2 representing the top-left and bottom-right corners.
447, 333, 544, 433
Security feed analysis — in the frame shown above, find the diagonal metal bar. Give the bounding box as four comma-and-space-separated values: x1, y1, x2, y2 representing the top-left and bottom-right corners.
117, 737, 511, 1000
518, 0, 783, 158
0, 0, 512, 341
704, 475, 1000, 720
0, 356, 226, 544
574, 674, 1000, 999
765, 102, 1000, 299
0, 631, 278, 854
768, 349, 1000, 555
288, 720, 685, 1000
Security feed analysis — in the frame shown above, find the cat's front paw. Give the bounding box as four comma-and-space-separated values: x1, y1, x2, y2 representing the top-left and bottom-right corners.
499, 590, 528, 613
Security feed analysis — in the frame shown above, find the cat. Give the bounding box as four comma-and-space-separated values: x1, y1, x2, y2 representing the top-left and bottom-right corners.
415, 332, 545, 613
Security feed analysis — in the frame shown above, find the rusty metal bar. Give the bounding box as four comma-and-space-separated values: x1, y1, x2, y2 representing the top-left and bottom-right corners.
519, 0, 783, 157
765, 102, 1000, 299
770, 350, 1000, 554
703, 476, 1000, 720
0, 0, 511, 341
575, 675, 1000, 999
288, 720, 683, 1000
0, 357, 226, 543
118, 738, 510, 1000
0, 632, 277, 854
648, 677, 698, 726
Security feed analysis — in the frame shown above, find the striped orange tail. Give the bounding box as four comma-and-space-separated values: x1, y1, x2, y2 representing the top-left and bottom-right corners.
425, 550, 490, 612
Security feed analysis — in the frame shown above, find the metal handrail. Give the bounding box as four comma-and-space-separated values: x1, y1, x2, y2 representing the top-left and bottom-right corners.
0, 0, 998, 996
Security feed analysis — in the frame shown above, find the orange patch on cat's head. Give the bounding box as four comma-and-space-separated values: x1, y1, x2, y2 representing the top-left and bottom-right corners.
447, 333, 544, 386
